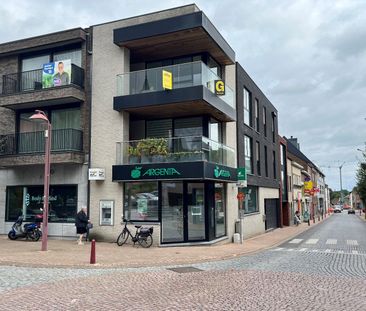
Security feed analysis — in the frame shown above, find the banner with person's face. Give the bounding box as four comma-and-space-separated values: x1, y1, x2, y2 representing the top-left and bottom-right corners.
42, 59, 71, 88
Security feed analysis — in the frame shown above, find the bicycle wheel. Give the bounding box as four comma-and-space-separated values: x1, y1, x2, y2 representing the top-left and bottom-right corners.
116, 230, 129, 246
138, 234, 153, 248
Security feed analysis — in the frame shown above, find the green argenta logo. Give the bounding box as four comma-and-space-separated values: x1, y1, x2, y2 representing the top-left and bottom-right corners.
131, 166, 181, 179
214, 166, 231, 178
131, 167, 142, 179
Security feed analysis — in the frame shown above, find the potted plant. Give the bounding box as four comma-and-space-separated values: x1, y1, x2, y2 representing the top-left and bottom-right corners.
136, 138, 169, 163
128, 146, 140, 164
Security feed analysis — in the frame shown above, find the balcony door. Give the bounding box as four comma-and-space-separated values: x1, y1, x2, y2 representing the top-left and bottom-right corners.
161, 181, 206, 243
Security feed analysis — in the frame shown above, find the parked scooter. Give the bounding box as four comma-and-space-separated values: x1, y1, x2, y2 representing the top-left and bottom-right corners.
8, 215, 42, 241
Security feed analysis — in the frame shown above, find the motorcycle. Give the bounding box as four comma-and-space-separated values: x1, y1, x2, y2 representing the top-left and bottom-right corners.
8, 215, 42, 241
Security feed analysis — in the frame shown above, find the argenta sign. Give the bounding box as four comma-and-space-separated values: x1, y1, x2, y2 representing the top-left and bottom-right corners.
131, 166, 181, 179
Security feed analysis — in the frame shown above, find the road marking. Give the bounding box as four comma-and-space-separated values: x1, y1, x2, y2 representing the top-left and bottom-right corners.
287, 248, 294, 251
273, 247, 284, 251
352, 250, 359, 254
305, 239, 319, 245
338, 250, 344, 254
324, 249, 332, 253
346, 240, 358, 246
326, 239, 337, 245
299, 248, 308, 252
311, 249, 319, 252
289, 239, 303, 244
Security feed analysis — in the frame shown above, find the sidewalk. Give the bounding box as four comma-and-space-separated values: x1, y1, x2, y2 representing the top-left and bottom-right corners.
0, 216, 330, 269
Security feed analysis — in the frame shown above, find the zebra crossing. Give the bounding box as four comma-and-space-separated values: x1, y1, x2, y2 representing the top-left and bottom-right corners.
271, 238, 364, 255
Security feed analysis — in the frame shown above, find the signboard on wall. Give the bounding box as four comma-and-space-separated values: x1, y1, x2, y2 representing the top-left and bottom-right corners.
42, 59, 71, 88
214, 80, 225, 96
162, 70, 172, 90
89, 168, 106, 180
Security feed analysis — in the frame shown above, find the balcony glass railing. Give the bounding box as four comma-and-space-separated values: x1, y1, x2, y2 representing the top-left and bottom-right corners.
1, 64, 84, 95
116, 61, 235, 109
116, 136, 235, 167
0, 129, 83, 155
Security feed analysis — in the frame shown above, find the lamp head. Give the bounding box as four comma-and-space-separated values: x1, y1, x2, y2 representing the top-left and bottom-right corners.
29, 110, 49, 123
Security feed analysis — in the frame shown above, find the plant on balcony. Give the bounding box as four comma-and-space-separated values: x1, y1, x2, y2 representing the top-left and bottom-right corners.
172, 151, 204, 162
136, 138, 168, 163
128, 146, 141, 164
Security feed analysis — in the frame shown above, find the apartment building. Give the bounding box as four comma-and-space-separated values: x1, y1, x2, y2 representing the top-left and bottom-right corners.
0, 4, 283, 244
0, 28, 91, 236
236, 64, 280, 237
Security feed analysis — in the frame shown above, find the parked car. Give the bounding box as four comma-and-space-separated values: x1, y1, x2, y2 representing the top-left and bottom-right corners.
348, 209, 355, 214
334, 206, 342, 213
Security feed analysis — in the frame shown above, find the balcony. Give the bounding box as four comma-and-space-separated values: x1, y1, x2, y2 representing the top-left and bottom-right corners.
114, 61, 236, 122
116, 136, 235, 166
113, 136, 237, 182
0, 64, 85, 110
0, 128, 84, 167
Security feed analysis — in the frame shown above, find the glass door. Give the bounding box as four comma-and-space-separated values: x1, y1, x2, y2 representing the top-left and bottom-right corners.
161, 182, 184, 243
187, 183, 206, 241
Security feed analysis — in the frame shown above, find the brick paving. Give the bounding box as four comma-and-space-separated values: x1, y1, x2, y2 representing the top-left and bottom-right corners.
0, 213, 365, 310
0, 218, 327, 268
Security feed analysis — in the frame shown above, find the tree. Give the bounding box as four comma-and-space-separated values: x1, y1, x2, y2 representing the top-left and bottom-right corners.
356, 161, 366, 218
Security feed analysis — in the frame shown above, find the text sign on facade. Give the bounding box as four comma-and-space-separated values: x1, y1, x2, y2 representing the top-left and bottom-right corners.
88, 168, 106, 180
162, 70, 173, 90
214, 80, 225, 96
237, 167, 247, 181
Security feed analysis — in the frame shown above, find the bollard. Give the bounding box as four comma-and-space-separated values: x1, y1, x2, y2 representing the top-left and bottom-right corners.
90, 239, 96, 264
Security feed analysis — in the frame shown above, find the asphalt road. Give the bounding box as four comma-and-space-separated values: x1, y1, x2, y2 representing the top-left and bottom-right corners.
1, 212, 366, 310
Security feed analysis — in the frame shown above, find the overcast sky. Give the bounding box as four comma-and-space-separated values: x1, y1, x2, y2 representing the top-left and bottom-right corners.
1, 0, 365, 191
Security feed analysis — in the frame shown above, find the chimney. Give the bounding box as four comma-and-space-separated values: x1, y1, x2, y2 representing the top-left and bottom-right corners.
289, 136, 300, 150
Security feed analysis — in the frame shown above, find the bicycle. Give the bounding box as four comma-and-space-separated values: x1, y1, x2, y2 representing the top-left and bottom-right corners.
116, 219, 153, 248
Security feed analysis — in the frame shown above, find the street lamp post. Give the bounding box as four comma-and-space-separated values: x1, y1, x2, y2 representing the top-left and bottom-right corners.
29, 110, 51, 251
339, 162, 346, 206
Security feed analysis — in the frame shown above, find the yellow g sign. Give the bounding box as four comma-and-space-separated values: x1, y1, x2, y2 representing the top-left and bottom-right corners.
162, 70, 172, 90
215, 80, 225, 96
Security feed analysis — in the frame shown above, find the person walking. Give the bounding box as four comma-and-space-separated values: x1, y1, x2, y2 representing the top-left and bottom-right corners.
75, 206, 90, 245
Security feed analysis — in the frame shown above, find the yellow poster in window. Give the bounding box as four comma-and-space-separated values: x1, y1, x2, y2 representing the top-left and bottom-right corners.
162, 70, 172, 90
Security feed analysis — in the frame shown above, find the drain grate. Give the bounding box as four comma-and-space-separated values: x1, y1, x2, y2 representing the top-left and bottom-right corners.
167, 266, 203, 273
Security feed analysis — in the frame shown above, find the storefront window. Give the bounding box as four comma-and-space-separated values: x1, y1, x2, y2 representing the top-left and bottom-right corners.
5, 185, 78, 222
215, 183, 226, 237
124, 182, 158, 221
239, 186, 258, 214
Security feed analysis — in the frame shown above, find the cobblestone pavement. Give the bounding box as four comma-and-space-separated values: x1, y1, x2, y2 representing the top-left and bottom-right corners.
0, 212, 365, 310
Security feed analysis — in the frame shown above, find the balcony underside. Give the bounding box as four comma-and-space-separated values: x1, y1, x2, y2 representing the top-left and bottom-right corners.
113, 12, 235, 65
113, 85, 236, 122
0, 85, 85, 110
0, 152, 85, 167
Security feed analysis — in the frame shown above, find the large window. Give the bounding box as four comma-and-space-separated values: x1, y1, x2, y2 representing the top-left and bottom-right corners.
264, 145, 269, 177
239, 186, 258, 214
263, 107, 267, 137
255, 98, 259, 132
256, 141, 261, 176
273, 150, 277, 179
124, 182, 158, 221
244, 135, 252, 174
6, 185, 77, 223
243, 88, 251, 126
272, 113, 276, 143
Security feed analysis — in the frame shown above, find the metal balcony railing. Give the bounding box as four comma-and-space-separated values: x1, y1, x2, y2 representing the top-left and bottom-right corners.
116, 61, 235, 109
1, 64, 84, 95
0, 128, 83, 155
116, 136, 235, 167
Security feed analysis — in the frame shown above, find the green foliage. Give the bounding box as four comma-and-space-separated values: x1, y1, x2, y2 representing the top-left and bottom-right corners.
356, 161, 366, 206
136, 138, 168, 156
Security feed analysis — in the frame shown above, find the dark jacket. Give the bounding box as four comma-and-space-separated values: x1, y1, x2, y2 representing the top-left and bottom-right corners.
75, 210, 88, 228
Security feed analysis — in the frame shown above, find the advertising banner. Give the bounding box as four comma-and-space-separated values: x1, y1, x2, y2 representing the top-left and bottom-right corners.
162, 70, 172, 90
42, 59, 71, 88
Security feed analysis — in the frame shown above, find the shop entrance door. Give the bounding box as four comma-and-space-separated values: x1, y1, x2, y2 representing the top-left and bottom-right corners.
161, 181, 206, 243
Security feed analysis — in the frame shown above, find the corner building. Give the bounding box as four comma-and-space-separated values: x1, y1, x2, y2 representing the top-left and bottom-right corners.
89, 5, 239, 244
